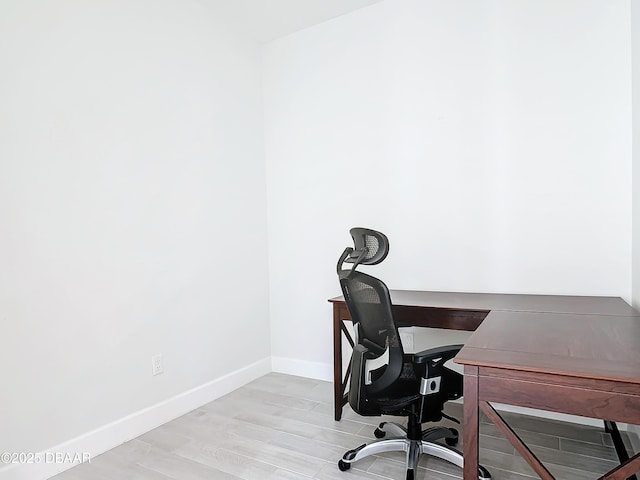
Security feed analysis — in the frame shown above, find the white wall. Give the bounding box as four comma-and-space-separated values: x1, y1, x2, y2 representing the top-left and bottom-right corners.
0, 1, 635, 475
264, 0, 632, 376
0, 1, 269, 477
633, 0, 640, 310
630, 0, 640, 449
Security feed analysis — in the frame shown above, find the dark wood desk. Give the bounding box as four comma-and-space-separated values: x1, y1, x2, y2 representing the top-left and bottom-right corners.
329, 290, 640, 479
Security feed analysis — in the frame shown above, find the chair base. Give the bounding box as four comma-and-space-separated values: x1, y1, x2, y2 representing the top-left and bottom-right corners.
338, 422, 491, 480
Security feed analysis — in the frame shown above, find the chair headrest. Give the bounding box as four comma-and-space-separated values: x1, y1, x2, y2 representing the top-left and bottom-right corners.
345, 228, 389, 266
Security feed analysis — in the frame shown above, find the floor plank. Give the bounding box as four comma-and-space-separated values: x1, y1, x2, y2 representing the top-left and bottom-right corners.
52, 373, 638, 480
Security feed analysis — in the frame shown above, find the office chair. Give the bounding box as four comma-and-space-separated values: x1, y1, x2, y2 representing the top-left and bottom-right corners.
336, 228, 491, 480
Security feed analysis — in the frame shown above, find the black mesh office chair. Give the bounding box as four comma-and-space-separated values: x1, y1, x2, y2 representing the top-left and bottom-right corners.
336, 228, 491, 480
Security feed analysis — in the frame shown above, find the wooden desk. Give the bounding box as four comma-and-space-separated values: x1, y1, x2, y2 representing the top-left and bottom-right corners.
329, 290, 640, 479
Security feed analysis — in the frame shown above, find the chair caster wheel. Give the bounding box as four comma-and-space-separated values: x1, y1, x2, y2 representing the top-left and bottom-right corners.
374, 427, 386, 438
338, 459, 351, 471
445, 427, 459, 446
343, 448, 359, 461
478, 465, 492, 479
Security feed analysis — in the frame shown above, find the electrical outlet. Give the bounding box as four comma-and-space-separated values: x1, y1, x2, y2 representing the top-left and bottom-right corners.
399, 331, 414, 352
152, 354, 164, 376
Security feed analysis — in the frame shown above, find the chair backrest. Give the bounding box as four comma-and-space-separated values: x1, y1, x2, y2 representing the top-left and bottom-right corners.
337, 228, 404, 411
339, 270, 400, 360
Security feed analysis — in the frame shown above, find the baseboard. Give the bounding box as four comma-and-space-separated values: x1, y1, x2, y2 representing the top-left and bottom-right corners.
271, 358, 613, 429
447, 398, 605, 428
271, 356, 333, 381
490, 403, 605, 428
0, 357, 271, 480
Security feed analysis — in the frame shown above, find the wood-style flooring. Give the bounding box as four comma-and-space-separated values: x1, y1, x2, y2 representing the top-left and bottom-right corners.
52, 373, 636, 480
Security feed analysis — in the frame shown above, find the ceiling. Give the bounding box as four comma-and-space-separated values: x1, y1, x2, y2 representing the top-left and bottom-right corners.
202, 0, 384, 43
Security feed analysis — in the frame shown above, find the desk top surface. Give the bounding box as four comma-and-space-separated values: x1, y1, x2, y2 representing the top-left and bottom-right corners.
456, 310, 640, 384
329, 289, 639, 316
329, 289, 640, 384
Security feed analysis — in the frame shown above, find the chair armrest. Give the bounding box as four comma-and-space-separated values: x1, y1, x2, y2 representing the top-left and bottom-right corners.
412, 344, 463, 365
348, 344, 369, 414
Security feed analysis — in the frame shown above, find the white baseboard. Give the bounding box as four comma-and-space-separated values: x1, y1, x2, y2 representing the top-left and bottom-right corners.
489, 403, 606, 428
446, 398, 605, 428
0, 357, 271, 480
271, 357, 611, 429
271, 356, 333, 381
271, 357, 612, 429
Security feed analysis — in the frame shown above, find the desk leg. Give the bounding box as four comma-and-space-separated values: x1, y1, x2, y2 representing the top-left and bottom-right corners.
333, 304, 354, 421
604, 421, 638, 480
333, 303, 343, 421
463, 366, 479, 480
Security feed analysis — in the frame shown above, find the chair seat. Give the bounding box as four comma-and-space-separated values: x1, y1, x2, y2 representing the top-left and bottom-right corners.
372, 365, 422, 413
377, 393, 421, 413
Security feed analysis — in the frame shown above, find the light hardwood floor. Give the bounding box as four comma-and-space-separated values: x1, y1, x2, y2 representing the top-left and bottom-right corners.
52, 373, 635, 480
